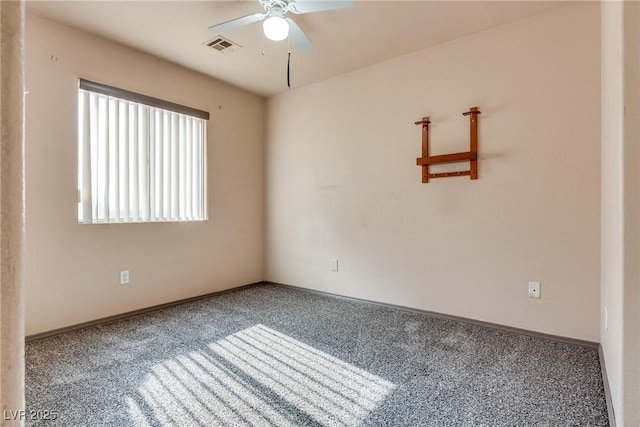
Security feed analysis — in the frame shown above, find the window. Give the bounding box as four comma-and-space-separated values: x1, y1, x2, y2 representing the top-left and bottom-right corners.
77, 79, 209, 224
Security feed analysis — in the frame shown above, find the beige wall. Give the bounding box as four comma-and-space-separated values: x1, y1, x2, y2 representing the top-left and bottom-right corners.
621, 5, 640, 422
266, 3, 601, 341
1, 0, 26, 417
601, 1, 640, 424
600, 1, 624, 420
24, 14, 265, 335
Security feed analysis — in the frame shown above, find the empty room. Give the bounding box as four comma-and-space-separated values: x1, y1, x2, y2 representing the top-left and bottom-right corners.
0, 0, 638, 426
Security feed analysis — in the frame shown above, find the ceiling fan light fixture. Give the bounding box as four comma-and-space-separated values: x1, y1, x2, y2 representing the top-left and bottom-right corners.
263, 16, 289, 41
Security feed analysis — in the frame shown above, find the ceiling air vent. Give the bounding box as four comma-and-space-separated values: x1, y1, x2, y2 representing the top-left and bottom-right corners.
204, 36, 242, 53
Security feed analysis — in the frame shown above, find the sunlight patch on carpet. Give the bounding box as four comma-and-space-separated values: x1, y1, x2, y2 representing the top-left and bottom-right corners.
130, 324, 395, 426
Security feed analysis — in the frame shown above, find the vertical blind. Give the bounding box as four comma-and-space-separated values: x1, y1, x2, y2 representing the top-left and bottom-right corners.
78, 85, 207, 224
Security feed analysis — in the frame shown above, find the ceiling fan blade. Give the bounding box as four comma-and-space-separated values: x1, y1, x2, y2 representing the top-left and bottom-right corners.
289, 0, 353, 14
285, 18, 312, 51
208, 13, 265, 34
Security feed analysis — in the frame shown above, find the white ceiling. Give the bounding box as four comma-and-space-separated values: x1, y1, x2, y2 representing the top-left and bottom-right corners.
26, 0, 572, 97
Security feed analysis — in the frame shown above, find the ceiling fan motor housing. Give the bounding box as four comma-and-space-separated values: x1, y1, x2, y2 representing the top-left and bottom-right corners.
260, 0, 303, 16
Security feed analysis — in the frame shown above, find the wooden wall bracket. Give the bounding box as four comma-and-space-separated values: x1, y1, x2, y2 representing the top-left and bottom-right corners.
415, 107, 480, 183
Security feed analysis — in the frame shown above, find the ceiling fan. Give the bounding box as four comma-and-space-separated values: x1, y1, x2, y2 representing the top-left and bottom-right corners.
208, 0, 354, 51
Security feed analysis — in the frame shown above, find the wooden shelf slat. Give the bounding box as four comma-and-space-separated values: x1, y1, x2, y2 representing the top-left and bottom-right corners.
428, 171, 472, 179
416, 151, 477, 166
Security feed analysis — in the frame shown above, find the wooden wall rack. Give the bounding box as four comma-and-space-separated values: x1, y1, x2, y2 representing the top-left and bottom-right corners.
415, 107, 480, 183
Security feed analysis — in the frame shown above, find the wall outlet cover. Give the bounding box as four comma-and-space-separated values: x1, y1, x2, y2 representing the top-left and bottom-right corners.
528, 281, 540, 298
120, 270, 130, 285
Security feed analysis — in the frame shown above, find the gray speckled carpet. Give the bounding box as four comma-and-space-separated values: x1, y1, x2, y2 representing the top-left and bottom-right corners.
26, 283, 608, 426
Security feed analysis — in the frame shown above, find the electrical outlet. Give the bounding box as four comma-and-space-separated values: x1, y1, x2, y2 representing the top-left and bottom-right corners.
331, 259, 339, 272
528, 281, 540, 298
120, 270, 130, 285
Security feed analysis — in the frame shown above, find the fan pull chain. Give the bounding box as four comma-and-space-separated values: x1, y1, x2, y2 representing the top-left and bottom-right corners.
287, 51, 291, 90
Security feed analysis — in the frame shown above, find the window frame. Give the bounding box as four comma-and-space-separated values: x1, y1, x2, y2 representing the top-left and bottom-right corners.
77, 79, 210, 225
